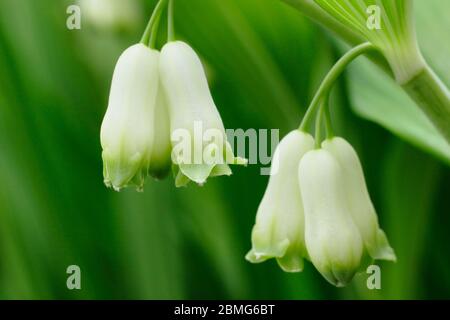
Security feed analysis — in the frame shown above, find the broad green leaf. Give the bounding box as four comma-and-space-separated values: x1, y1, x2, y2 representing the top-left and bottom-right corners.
346, 0, 450, 164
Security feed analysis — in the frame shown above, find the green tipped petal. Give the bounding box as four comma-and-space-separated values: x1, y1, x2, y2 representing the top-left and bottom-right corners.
100, 44, 161, 192
210, 164, 232, 177
160, 41, 246, 187
322, 137, 396, 263
299, 149, 364, 287
276, 246, 305, 273
102, 149, 147, 192
368, 229, 397, 262
178, 163, 215, 186
173, 165, 191, 188
246, 131, 314, 273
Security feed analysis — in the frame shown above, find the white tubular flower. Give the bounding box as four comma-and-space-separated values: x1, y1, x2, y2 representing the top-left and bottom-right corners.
246, 131, 315, 272
299, 149, 363, 287
322, 137, 396, 262
100, 44, 159, 191
159, 41, 246, 187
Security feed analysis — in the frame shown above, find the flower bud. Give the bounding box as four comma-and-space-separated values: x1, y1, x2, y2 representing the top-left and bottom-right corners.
100, 44, 159, 191
299, 149, 363, 287
159, 41, 246, 187
322, 137, 396, 261
246, 131, 314, 272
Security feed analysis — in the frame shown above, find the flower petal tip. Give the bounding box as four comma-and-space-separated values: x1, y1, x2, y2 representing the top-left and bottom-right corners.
277, 256, 304, 273
245, 250, 268, 264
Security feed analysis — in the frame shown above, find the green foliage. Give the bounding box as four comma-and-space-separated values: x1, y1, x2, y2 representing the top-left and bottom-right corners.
346, 0, 450, 164
0, 0, 448, 299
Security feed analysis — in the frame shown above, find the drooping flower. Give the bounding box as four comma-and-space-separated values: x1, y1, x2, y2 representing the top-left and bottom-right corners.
322, 137, 396, 261
314, 0, 424, 84
159, 41, 246, 187
299, 148, 364, 287
100, 44, 166, 191
246, 130, 315, 272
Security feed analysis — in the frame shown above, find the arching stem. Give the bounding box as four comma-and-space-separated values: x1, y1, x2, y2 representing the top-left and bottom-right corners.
168, 0, 175, 42
299, 42, 376, 131
140, 0, 168, 47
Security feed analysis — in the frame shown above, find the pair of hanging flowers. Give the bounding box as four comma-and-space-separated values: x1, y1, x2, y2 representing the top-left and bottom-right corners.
97, 0, 446, 287
246, 131, 396, 286
100, 0, 245, 191
247, 39, 396, 286
245, 0, 446, 286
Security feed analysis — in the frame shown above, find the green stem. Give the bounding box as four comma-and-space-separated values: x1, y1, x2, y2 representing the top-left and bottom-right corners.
284, 0, 450, 144
323, 96, 334, 139
140, 0, 168, 47
149, 12, 162, 48
315, 104, 324, 148
168, 0, 175, 42
299, 42, 375, 131
282, 0, 362, 45
282, 0, 391, 73
402, 63, 450, 143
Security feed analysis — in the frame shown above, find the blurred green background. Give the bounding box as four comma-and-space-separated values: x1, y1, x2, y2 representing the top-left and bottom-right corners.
0, 0, 449, 299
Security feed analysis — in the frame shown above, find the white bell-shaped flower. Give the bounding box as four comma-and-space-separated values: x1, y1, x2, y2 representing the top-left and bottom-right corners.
159, 41, 246, 187
101, 44, 161, 191
322, 137, 396, 261
299, 149, 364, 287
246, 131, 314, 272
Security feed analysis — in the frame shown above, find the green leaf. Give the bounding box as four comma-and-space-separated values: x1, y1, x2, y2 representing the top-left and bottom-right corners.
346, 0, 450, 164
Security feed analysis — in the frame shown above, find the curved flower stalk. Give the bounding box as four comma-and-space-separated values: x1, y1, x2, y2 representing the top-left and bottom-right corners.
159, 41, 246, 187
100, 44, 165, 191
284, 0, 450, 143
245, 42, 396, 286
246, 131, 315, 272
299, 148, 364, 287
283, 0, 364, 45
322, 137, 396, 262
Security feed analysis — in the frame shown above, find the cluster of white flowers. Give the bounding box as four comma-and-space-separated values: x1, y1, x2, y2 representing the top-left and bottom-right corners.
98, 0, 400, 288
100, 41, 244, 191
246, 131, 396, 287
